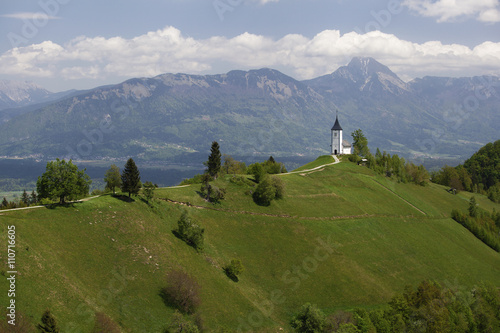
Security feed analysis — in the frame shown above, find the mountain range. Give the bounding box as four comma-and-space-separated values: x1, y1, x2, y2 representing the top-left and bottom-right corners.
0, 57, 498, 164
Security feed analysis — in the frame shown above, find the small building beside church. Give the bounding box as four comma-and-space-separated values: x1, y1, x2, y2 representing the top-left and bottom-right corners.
331, 114, 351, 155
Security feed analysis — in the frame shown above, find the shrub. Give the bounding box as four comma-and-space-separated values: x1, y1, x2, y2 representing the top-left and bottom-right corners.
291, 303, 325, 333
252, 176, 276, 206
92, 312, 122, 333
174, 212, 205, 251
161, 270, 201, 314
166, 310, 200, 333
224, 259, 244, 282
271, 176, 285, 199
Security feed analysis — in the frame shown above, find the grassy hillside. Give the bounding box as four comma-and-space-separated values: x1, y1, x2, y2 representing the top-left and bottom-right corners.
1, 157, 499, 332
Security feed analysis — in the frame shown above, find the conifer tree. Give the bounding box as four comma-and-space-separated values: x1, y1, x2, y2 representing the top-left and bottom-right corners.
31, 190, 38, 205
206, 141, 221, 179
121, 158, 141, 198
21, 189, 30, 206
37, 310, 60, 333
1, 197, 8, 208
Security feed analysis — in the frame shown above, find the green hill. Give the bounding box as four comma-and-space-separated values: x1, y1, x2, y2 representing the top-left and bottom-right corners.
1, 157, 499, 332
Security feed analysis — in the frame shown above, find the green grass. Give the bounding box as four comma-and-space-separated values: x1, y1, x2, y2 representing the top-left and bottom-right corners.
0, 158, 499, 332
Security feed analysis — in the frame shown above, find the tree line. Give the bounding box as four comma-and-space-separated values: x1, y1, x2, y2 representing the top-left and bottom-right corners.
290, 280, 500, 333
349, 130, 429, 185
432, 140, 500, 202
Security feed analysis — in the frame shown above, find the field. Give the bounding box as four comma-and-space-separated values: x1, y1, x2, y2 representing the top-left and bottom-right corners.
0, 157, 499, 331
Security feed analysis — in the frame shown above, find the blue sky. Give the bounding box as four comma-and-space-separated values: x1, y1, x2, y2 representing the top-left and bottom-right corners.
0, 0, 499, 92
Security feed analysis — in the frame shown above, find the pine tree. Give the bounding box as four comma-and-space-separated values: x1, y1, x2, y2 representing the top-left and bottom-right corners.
1, 197, 8, 208
206, 141, 221, 179
121, 158, 141, 198
469, 196, 478, 217
37, 310, 60, 333
104, 164, 121, 194
21, 189, 30, 206
31, 190, 38, 205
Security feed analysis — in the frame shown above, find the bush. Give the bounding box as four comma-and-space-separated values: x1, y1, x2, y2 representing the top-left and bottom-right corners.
174, 212, 205, 251
200, 182, 226, 203
161, 270, 201, 314
252, 175, 286, 206
224, 259, 244, 282
291, 303, 325, 333
92, 312, 122, 333
179, 174, 206, 185
252, 176, 276, 206
248, 163, 266, 183
166, 311, 200, 333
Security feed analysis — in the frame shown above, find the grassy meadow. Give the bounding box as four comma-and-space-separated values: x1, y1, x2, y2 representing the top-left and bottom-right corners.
0, 157, 499, 332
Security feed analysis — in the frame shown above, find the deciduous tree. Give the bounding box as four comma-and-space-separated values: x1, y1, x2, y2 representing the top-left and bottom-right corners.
36, 159, 91, 204
104, 164, 121, 194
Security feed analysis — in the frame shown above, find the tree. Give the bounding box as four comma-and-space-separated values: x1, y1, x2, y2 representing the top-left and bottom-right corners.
36, 159, 91, 204
249, 163, 266, 183
206, 141, 222, 179
222, 154, 246, 175
21, 189, 30, 206
291, 303, 326, 333
104, 164, 121, 194
351, 129, 370, 157
1, 197, 8, 208
143, 181, 155, 203
469, 196, 478, 217
37, 310, 59, 333
31, 190, 38, 205
121, 158, 141, 198
91, 312, 122, 333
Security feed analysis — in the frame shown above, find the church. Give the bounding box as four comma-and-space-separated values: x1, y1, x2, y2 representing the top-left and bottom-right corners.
331, 113, 351, 155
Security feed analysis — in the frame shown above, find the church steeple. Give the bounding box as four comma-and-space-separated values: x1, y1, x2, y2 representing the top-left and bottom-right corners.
331, 112, 343, 131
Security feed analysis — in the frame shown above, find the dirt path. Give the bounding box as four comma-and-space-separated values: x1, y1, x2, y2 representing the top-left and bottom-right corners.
278, 155, 340, 175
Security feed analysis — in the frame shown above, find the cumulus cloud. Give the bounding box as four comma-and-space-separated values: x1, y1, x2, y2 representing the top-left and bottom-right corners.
403, 0, 500, 22
0, 26, 499, 85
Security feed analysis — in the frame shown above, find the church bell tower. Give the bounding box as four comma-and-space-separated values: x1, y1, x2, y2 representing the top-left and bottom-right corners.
331, 112, 343, 155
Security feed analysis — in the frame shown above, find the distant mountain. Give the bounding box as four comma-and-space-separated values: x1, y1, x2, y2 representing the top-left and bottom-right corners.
0, 80, 53, 110
0, 58, 498, 163
0, 80, 77, 122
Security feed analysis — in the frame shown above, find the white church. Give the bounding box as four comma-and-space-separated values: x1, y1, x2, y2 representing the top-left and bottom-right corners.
331, 113, 351, 155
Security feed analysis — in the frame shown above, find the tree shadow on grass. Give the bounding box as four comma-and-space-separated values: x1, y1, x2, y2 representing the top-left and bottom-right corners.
111, 194, 135, 203
223, 268, 239, 282
44, 202, 80, 209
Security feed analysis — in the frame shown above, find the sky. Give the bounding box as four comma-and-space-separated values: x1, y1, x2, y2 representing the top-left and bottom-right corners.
0, 0, 499, 92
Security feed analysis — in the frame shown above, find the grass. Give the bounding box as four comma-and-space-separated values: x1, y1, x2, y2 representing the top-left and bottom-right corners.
0, 156, 499, 331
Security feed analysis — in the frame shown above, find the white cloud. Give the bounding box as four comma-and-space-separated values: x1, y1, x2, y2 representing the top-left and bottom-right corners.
403, 0, 500, 22
0, 26, 499, 85
1, 12, 60, 20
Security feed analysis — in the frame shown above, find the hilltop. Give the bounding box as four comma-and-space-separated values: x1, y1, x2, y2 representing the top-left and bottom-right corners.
0, 157, 499, 331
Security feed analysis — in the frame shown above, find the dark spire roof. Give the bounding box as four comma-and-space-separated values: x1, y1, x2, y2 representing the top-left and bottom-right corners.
331, 112, 343, 131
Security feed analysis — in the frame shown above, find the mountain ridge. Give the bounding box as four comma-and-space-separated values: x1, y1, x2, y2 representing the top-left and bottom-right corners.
0, 57, 498, 163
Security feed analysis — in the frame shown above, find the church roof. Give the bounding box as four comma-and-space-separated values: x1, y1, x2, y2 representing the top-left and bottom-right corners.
331, 114, 343, 131
342, 140, 351, 147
